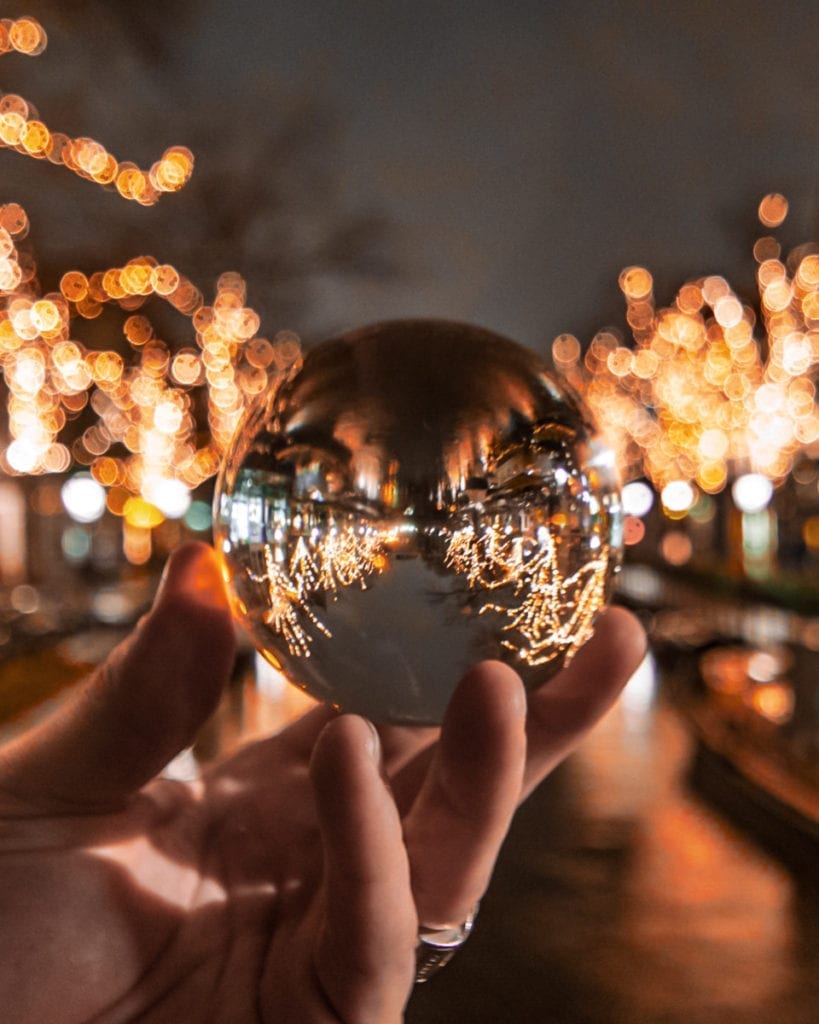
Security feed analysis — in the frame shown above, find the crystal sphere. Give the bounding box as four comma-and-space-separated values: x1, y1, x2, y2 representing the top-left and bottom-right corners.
214, 319, 623, 725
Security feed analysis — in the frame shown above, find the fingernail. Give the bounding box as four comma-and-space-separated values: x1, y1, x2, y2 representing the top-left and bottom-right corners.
364, 719, 382, 762
154, 544, 188, 600
155, 553, 175, 600
510, 676, 528, 721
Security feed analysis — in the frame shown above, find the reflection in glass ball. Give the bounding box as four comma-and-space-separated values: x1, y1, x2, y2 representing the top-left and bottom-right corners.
214, 319, 623, 725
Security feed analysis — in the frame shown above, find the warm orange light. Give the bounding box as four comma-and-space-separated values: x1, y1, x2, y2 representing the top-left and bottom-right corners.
123, 496, 165, 530
0, 179, 302, 500
123, 521, 152, 565
803, 516, 819, 551
618, 265, 653, 302
623, 515, 646, 546
758, 192, 789, 229
551, 333, 581, 366
660, 531, 693, 566
0, 24, 192, 205
749, 682, 794, 724
552, 192, 818, 497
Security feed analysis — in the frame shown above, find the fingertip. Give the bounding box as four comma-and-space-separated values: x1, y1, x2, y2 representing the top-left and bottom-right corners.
108, 543, 237, 768
402, 661, 527, 929
592, 604, 648, 661
454, 660, 528, 720
310, 714, 381, 789
310, 715, 387, 841
155, 541, 232, 614
443, 660, 527, 762
0, 545, 238, 811
146, 542, 236, 672
568, 604, 648, 698
428, 660, 527, 824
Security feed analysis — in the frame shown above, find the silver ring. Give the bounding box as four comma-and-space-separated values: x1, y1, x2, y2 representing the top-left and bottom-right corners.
414, 904, 479, 983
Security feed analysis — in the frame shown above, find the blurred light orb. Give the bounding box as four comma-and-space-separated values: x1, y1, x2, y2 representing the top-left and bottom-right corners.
123, 496, 164, 530
732, 472, 774, 513
214, 320, 623, 724
623, 515, 646, 546
661, 530, 693, 566
661, 479, 695, 515
61, 525, 91, 562
10, 583, 39, 615
144, 477, 191, 519
622, 480, 654, 517
61, 472, 106, 523
6, 439, 39, 474
184, 500, 213, 533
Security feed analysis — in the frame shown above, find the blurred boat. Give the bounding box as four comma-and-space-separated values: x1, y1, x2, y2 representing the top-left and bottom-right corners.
681, 645, 819, 880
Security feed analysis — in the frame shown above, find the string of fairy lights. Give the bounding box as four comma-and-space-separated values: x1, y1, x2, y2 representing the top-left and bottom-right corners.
0, 17, 193, 204
446, 522, 610, 667
552, 193, 819, 518
0, 16, 302, 562
239, 517, 610, 669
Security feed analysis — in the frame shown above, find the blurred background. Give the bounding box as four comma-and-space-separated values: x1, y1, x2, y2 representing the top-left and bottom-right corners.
1, 2, 818, 1022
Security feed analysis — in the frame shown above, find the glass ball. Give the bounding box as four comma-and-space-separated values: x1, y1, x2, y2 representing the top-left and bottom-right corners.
214, 319, 623, 725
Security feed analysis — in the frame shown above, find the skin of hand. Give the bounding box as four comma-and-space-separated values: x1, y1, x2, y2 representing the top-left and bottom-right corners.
0, 542, 645, 1024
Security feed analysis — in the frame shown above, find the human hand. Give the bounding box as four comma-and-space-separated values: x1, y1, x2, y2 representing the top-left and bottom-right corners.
0, 542, 645, 1023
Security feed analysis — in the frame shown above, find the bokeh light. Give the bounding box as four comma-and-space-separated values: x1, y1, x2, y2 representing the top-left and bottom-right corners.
802, 516, 819, 552
749, 682, 794, 724
731, 472, 774, 514
661, 480, 696, 515
622, 480, 655, 517
0, 201, 303, 511
143, 478, 192, 519
623, 515, 646, 546
183, 499, 212, 533
552, 192, 819, 512
660, 531, 693, 566
61, 525, 92, 561
758, 193, 789, 229
61, 472, 106, 523
0, 21, 192, 205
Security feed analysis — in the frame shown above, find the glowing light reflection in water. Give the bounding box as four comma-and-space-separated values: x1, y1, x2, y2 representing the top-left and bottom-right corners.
407, 655, 819, 1023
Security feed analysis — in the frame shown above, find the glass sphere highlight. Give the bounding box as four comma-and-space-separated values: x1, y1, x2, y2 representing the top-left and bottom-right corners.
214, 319, 623, 725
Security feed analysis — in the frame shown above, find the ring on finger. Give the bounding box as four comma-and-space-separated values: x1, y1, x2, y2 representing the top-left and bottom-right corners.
414, 903, 479, 984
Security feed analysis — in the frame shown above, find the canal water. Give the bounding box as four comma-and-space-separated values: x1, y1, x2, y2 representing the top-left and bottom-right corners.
407, 657, 819, 1024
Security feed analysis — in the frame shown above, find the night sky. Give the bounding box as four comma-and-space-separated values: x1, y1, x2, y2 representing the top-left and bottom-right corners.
3, 0, 819, 354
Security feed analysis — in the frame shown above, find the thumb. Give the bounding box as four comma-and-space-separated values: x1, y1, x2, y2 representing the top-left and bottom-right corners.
0, 542, 236, 814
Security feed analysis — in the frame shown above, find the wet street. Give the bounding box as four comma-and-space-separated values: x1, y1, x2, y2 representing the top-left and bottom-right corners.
407, 660, 819, 1024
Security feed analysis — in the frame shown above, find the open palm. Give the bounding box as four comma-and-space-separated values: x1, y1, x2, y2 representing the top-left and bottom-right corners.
0, 543, 644, 1023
